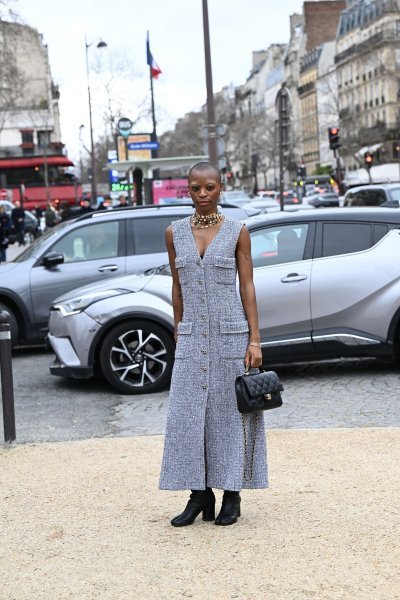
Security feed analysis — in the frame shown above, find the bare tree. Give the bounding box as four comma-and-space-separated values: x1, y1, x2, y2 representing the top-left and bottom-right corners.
0, 17, 26, 137
158, 111, 204, 160
92, 49, 150, 140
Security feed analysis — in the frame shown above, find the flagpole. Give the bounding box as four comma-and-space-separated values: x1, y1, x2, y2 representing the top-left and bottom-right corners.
147, 31, 158, 159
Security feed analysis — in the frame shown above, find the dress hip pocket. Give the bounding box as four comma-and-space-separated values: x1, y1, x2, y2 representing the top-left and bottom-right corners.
175, 321, 194, 358
219, 320, 249, 358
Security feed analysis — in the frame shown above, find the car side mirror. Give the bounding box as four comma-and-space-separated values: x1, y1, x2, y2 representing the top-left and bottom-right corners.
42, 251, 64, 267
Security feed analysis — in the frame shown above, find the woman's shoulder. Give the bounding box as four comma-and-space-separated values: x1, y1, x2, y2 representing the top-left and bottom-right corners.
223, 215, 245, 232
169, 215, 191, 235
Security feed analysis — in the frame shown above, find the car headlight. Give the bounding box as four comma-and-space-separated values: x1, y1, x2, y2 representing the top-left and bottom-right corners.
53, 289, 130, 316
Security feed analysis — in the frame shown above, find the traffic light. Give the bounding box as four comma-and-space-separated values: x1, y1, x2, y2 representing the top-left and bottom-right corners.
328, 127, 341, 150
297, 163, 306, 178
364, 152, 374, 170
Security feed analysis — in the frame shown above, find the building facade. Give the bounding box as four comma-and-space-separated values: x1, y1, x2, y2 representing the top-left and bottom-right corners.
0, 21, 77, 208
0, 21, 62, 157
335, 0, 400, 175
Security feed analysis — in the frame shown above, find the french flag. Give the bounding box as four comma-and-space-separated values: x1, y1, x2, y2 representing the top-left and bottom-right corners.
146, 32, 162, 79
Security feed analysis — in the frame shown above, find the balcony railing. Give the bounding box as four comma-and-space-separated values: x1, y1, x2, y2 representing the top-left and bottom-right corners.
335, 28, 400, 64
297, 81, 315, 96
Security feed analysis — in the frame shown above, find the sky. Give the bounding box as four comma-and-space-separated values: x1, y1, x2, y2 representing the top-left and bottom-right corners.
16, 0, 304, 163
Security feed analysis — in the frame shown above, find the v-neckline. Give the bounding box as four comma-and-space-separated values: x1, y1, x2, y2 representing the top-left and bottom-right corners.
188, 216, 226, 260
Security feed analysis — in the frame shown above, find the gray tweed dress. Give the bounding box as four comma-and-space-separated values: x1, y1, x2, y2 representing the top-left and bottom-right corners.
159, 216, 268, 491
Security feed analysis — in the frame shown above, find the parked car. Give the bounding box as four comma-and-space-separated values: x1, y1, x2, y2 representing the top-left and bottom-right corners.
48, 208, 400, 394
344, 183, 400, 207
220, 190, 252, 207
243, 198, 280, 213
302, 192, 340, 208
0, 204, 254, 346
256, 190, 300, 205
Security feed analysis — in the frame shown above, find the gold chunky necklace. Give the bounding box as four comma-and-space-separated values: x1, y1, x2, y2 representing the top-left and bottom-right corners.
192, 210, 223, 229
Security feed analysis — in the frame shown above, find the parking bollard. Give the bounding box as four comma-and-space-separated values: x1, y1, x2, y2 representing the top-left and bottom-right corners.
0, 310, 16, 443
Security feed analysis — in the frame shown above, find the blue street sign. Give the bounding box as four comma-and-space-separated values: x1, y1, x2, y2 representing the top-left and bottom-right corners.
127, 141, 160, 150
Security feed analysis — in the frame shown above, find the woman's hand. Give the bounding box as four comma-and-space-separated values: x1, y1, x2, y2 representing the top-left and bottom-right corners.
245, 344, 262, 369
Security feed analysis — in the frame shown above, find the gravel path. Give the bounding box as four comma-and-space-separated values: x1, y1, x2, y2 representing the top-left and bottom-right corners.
1, 429, 399, 599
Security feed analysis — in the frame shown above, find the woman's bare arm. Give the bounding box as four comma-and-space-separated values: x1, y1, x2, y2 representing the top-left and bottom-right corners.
236, 226, 262, 368
165, 226, 183, 339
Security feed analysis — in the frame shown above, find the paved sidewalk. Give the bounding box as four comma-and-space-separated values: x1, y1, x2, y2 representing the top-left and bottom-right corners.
1, 429, 399, 599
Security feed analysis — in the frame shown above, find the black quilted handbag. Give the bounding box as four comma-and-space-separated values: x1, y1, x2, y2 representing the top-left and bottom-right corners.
235, 369, 284, 414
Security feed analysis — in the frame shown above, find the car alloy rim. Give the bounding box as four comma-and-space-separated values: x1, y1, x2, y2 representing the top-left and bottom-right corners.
109, 328, 168, 388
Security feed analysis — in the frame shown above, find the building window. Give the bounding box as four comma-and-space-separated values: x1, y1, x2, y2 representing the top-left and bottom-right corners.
20, 130, 33, 144
38, 130, 51, 149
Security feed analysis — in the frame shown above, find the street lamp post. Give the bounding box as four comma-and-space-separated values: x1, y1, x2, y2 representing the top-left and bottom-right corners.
84, 35, 107, 205
202, 0, 217, 165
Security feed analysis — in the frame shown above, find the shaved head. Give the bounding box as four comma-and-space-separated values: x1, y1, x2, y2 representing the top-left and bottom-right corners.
188, 161, 222, 183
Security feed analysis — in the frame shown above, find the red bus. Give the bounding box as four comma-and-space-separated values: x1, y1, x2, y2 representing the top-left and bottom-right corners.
0, 155, 82, 211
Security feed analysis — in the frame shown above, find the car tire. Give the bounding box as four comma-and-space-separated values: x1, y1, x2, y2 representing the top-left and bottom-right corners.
99, 319, 175, 394
0, 302, 19, 346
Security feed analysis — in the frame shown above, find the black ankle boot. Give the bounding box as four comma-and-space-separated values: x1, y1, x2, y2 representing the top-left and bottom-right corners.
171, 488, 215, 527
215, 491, 241, 526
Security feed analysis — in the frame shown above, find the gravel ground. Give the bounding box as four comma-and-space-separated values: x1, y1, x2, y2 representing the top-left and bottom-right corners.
1, 428, 399, 599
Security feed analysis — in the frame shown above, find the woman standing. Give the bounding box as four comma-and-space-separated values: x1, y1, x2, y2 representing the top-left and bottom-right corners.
159, 161, 268, 526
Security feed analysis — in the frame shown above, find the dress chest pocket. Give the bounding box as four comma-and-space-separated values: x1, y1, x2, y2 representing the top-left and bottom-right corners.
219, 320, 249, 358
213, 255, 236, 285
175, 256, 190, 286
175, 321, 194, 358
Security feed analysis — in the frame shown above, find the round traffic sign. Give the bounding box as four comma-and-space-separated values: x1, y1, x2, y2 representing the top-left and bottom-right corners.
117, 117, 133, 137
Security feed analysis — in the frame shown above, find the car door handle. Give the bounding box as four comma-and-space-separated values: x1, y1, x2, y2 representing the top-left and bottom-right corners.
98, 265, 119, 273
280, 273, 308, 283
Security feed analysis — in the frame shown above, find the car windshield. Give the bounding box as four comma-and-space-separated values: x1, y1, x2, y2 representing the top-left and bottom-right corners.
389, 188, 400, 202
13, 219, 76, 262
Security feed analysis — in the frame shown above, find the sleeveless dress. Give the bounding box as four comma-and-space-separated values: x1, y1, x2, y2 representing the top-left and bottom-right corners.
159, 216, 268, 491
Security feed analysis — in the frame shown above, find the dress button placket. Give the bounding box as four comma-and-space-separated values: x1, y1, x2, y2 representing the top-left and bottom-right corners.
198, 260, 209, 394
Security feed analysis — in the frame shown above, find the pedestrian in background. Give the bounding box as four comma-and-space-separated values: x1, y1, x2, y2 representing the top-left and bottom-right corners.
159, 161, 267, 527
33, 204, 43, 221
79, 199, 93, 215
60, 201, 73, 221
0, 205, 10, 263
44, 202, 57, 229
11, 200, 25, 246
117, 195, 129, 208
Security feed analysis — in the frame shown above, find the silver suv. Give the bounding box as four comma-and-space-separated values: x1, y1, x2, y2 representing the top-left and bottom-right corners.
344, 183, 400, 207
48, 208, 400, 394
0, 204, 253, 345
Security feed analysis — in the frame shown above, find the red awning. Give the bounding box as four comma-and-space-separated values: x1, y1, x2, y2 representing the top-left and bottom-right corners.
0, 156, 74, 169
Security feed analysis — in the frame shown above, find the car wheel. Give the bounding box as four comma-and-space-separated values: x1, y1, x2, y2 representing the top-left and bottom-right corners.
99, 319, 174, 394
0, 302, 19, 345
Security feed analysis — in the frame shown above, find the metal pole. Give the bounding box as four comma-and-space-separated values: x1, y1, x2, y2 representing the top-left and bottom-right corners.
334, 149, 345, 195
278, 92, 285, 211
85, 35, 97, 206
0, 311, 16, 443
149, 65, 158, 152
202, 0, 217, 165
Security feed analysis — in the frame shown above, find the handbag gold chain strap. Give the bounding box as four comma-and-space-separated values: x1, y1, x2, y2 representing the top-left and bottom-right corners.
242, 412, 259, 483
